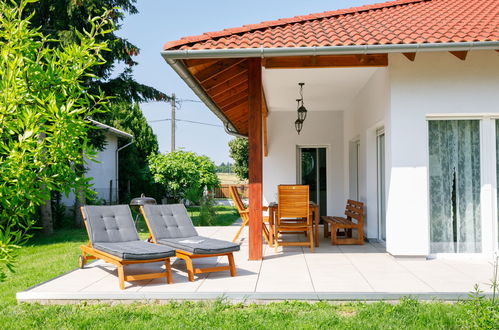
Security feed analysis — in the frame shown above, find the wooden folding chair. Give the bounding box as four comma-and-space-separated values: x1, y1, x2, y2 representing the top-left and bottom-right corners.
274, 185, 314, 252
230, 185, 271, 244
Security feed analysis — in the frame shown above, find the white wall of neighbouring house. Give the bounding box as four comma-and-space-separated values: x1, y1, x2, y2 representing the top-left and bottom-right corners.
343, 68, 390, 240
263, 111, 344, 216
386, 50, 499, 256
61, 132, 118, 207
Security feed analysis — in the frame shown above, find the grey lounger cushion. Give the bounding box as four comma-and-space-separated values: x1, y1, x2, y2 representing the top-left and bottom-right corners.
82, 205, 175, 260
93, 241, 175, 260
83, 205, 139, 244
158, 237, 240, 255
142, 204, 240, 254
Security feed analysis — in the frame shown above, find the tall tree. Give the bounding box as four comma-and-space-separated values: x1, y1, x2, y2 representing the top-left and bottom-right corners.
0, 0, 111, 280
228, 138, 249, 181
24, 0, 169, 104
23, 0, 171, 231
103, 102, 163, 202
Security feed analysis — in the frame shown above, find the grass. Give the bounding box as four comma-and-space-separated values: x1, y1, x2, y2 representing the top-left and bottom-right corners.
0, 206, 497, 329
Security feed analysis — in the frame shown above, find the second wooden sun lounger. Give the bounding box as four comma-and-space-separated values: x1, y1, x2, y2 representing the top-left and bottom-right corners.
140, 204, 240, 282
80, 205, 176, 289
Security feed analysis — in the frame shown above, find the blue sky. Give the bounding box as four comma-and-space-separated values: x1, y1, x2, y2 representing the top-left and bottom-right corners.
117, 0, 380, 164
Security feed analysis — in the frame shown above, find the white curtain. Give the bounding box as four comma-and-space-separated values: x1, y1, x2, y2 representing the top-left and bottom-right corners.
429, 120, 481, 253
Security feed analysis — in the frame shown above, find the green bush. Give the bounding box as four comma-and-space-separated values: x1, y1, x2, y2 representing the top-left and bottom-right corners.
148, 150, 220, 202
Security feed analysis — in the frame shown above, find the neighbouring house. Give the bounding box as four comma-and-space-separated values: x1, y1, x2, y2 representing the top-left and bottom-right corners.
161, 0, 499, 259
61, 120, 133, 207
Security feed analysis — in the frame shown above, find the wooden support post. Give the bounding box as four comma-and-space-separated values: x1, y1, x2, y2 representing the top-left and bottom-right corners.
248, 58, 263, 260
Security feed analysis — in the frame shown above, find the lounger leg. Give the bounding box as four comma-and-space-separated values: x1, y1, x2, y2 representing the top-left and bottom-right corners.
324, 222, 329, 238
184, 257, 195, 282
165, 258, 173, 284
117, 265, 125, 290
227, 253, 237, 277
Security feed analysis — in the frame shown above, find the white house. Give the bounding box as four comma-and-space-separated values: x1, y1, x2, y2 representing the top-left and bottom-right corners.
161, 0, 499, 259
61, 120, 133, 206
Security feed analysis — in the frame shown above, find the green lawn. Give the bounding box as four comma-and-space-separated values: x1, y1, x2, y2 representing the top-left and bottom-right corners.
0, 206, 497, 329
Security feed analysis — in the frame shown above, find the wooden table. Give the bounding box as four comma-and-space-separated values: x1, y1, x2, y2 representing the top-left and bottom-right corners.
268, 202, 319, 247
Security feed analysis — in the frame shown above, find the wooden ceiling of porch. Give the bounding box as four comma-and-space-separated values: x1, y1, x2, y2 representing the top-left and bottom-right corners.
182, 54, 388, 136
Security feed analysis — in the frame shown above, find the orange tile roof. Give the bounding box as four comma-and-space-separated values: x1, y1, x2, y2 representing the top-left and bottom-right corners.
164, 0, 499, 51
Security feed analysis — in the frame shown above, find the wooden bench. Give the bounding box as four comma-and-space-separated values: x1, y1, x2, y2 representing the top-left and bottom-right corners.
322, 200, 364, 245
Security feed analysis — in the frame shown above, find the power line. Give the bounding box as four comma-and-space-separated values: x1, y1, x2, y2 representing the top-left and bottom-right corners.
148, 118, 223, 128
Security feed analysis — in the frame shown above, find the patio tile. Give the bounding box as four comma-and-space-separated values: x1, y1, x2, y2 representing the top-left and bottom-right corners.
18, 226, 498, 302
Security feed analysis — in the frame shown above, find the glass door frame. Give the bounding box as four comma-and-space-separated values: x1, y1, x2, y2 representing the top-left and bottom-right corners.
376, 127, 386, 242
296, 144, 330, 217
425, 115, 499, 257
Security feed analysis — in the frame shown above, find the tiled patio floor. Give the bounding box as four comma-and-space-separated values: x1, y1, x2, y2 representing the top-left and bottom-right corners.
17, 224, 496, 303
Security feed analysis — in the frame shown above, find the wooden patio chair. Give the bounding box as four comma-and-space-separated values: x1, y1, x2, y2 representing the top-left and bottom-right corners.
229, 185, 271, 244
274, 185, 314, 252
79, 205, 175, 289
140, 204, 239, 282
322, 200, 365, 245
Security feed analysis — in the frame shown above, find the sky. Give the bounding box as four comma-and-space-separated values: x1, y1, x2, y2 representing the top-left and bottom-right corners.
117, 0, 381, 164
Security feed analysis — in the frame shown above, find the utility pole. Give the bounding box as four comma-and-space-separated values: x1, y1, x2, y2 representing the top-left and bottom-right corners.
171, 93, 176, 152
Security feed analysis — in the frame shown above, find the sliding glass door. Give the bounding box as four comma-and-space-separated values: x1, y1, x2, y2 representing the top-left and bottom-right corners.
428, 120, 481, 253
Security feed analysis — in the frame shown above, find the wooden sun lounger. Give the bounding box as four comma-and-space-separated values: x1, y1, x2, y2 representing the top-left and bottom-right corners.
140, 204, 239, 282
80, 205, 175, 289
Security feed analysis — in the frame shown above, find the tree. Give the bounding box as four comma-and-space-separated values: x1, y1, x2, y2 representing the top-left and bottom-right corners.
148, 151, 220, 203
22, 0, 171, 232
0, 0, 111, 280
23, 0, 169, 104
102, 102, 163, 202
228, 138, 249, 180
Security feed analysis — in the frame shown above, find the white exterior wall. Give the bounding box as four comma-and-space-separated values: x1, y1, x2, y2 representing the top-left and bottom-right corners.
61, 132, 118, 206
387, 50, 499, 256
263, 111, 344, 215
86, 132, 118, 202
343, 68, 390, 239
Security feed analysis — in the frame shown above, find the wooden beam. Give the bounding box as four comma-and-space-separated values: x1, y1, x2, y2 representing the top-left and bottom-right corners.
248, 58, 263, 261
195, 59, 246, 83
450, 51, 468, 61
263, 54, 388, 69
205, 70, 248, 95
262, 89, 268, 157
402, 53, 416, 61
211, 79, 248, 104
219, 92, 248, 111
202, 64, 248, 90
183, 59, 219, 75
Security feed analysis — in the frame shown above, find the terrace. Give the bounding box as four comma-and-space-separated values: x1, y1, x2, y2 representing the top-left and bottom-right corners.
17, 223, 495, 303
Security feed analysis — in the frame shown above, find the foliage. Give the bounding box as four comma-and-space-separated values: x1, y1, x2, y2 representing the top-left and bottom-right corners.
148, 150, 220, 203
23, 0, 168, 104
228, 137, 249, 180
197, 197, 217, 226
215, 162, 234, 173
99, 102, 163, 203
0, 0, 111, 280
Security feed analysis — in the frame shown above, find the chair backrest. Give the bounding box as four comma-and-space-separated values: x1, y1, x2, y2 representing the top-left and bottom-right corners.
81, 205, 139, 245
141, 204, 198, 241
344, 200, 364, 224
230, 185, 247, 213
277, 185, 309, 222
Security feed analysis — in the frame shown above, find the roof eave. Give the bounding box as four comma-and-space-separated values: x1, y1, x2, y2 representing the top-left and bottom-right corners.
88, 119, 134, 140
161, 41, 499, 59
162, 41, 499, 136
